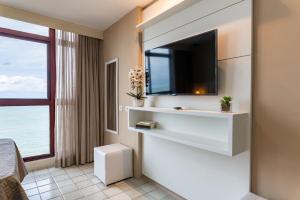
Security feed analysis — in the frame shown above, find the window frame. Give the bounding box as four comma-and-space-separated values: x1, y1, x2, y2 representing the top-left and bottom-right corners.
0, 27, 56, 162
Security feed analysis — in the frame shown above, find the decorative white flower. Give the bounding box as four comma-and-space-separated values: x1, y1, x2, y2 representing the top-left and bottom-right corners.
128, 68, 144, 90
127, 67, 146, 100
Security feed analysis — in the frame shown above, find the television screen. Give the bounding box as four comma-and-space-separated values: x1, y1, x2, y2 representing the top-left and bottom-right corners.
145, 29, 218, 95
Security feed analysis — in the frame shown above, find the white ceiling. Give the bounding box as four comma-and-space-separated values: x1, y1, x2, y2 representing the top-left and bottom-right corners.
0, 0, 153, 31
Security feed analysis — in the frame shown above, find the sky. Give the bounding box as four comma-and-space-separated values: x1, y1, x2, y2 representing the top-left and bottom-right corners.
0, 17, 49, 99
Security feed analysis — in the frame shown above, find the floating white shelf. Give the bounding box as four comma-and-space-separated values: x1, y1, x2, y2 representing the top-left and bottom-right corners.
127, 106, 247, 118
129, 127, 229, 155
127, 107, 249, 156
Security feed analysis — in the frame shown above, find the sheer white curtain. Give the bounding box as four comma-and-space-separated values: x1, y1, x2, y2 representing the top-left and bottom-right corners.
55, 30, 104, 167
55, 30, 78, 167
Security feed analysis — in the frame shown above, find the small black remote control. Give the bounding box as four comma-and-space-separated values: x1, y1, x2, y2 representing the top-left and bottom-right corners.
173, 107, 183, 110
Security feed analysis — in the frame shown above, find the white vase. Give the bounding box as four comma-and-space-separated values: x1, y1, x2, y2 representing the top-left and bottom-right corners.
133, 99, 144, 107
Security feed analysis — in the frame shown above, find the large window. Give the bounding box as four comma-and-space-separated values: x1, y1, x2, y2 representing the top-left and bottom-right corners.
0, 36, 48, 98
0, 17, 55, 161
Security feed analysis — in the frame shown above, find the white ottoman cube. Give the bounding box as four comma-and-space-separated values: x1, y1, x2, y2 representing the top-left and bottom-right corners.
94, 143, 133, 185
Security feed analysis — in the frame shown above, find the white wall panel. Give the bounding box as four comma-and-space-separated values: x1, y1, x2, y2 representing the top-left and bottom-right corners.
151, 56, 251, 112
143, 0, 246, 41
143, 136, 250, 200
144, 0, 251, 60
140, 0, 252, 199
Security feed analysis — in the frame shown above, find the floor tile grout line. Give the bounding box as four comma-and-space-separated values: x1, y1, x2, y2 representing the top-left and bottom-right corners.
25, 164, 184, 200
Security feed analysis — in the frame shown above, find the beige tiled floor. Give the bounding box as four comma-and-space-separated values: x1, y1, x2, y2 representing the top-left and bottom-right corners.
22, 163, 184, 200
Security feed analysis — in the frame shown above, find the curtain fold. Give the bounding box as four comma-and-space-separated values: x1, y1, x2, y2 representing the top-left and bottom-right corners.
55, 30, 104, 167
77, 35, 104, 164
55, 31, 78, 167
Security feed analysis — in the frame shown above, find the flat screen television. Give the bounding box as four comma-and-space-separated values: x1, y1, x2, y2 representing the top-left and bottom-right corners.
145, 29, 218, 96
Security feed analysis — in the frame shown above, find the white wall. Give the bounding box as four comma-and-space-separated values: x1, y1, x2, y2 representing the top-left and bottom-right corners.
103, 8, 143, 177
141, 0, 252, 199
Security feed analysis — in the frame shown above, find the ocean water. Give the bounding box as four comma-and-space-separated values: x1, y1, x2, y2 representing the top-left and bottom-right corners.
0, 106, 50, 157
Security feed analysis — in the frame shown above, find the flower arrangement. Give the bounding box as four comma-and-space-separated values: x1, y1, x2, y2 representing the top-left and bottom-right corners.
126, 68, 146, 100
